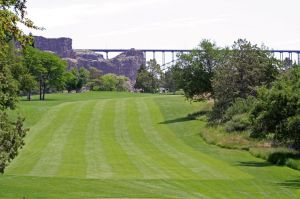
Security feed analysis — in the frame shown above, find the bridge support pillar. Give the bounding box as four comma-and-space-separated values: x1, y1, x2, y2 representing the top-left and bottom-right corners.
172, 51, 175, 63
280, 52, 283, 61
289, 53, 292, 62
162, 51, 165, 66
298, 53, 300, 65
106, 52, 109, 59
143, 51, 147, 65
153, 51, 155, 60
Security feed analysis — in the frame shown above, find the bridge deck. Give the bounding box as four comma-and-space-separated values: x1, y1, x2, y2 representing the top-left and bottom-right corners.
75, 49, 300, 53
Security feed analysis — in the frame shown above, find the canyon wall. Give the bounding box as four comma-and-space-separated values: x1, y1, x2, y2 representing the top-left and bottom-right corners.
34, 36, 145, 81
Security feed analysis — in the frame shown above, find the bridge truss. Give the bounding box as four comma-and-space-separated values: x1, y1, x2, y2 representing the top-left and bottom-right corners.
76, 49, 300, 70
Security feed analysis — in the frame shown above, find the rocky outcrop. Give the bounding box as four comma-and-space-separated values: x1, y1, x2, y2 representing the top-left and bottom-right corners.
33, 36, 145, 81
34, 36, 75, 58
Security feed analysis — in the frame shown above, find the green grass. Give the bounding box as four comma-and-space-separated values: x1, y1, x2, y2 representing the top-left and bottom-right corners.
1, 92, 300, 198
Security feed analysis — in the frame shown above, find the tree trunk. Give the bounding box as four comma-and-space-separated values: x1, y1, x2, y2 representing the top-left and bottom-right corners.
42, 81, 46, 100
39, 78, 42, 100
27, 91, 31, 101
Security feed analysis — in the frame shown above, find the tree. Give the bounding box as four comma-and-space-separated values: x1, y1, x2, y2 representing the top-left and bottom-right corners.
211, 39, 278, 121
64, 71, 77, 93
22, 47, 67, 100
174, 40, 223, 100
88, 67, 102, 90
75, 67, 90, 92
134, 60, 162, 93
161, 68, 178, 94
0, 0, 38, 173
20, 47, 42, 100
64, 67, 90, 93
116, 75, 131, 91
99, 73, 119, 91
250, 66, 300, 147
39, 51, 67, 99
19, 73, 37, 100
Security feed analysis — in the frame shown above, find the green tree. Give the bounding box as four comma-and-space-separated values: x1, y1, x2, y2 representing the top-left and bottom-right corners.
135, 60, 162, 93
88, 67, 102, 90
99, 73, 119, 91
0, 0, 38, 173
175, 40, 223, 100
135, 65, 154, 92
64, 67, 90, 93
75, 67, 90, 92
39, 51, 67, 99
22, 47, 67, 100
211, 39, 278, 121
64, 71, 77, 93
19, 73, 37, 100
20, 47, 42, 100
162, 67, 180, 94
116, 75, 131, 91
250, 66, 300, 147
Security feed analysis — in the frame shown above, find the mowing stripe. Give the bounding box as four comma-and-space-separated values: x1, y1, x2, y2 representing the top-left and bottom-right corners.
85, 100, 112, 179
57, 100, 97, 178
114, 99, 169, 179
147, 98, 253, 179
127, 99, 204, 179
99, 100, 142, 179
28, 102, 87, 177
136, 100, 211, 179
139, 98, 251, 180
146, 98, 252, 179
5, 102, 76, 175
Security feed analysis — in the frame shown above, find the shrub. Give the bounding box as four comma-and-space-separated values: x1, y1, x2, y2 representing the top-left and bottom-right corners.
222, 97, 255, 132
225, 113, 251, 132
99, 74, 130, 92
249, 147, 300, 167
223, 97, 256, 122
250, 66, 300, 147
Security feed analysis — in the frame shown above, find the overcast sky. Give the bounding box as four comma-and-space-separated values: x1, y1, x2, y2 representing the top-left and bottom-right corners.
24, 0, 300, 50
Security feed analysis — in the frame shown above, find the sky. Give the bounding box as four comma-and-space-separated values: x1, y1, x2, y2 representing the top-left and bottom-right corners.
24, 0, 300, 50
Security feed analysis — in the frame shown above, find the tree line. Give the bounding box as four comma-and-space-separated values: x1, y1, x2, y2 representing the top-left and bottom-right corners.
161, 39, 300, 149
11, 46, 132, 101
0, 0, 132, 173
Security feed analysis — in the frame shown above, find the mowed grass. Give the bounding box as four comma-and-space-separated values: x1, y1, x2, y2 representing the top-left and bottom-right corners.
1, 92, 300, 198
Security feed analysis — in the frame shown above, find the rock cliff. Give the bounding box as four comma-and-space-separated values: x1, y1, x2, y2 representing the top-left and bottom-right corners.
34, 36, 145, 81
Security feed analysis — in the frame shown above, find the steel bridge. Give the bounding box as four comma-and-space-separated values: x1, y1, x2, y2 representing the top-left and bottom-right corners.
75, 49, 300, 68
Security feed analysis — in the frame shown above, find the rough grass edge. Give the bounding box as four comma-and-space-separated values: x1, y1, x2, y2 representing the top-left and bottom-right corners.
198, 123, 300, 171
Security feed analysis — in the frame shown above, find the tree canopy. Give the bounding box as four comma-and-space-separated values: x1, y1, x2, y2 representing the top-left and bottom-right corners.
135, 59, 162, 93
0, 0, 37, 173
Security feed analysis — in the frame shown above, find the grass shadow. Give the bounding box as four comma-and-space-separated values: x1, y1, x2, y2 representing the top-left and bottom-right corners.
159, 110, 210, 124
267, 152, 300, 165
187, 110, 210, 120
159, 117, 192, 124
237, 161, 273, 167
278, 179, 300, 189
20, 98, 59, 102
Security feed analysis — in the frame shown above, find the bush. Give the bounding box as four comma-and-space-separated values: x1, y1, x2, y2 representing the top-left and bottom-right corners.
250, 66, 300, 147
249, 147, 300, 167
98, 74, 131, 92
222, 97, 255, 132
225, 113, 251, 132
223, 97, 256, 122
